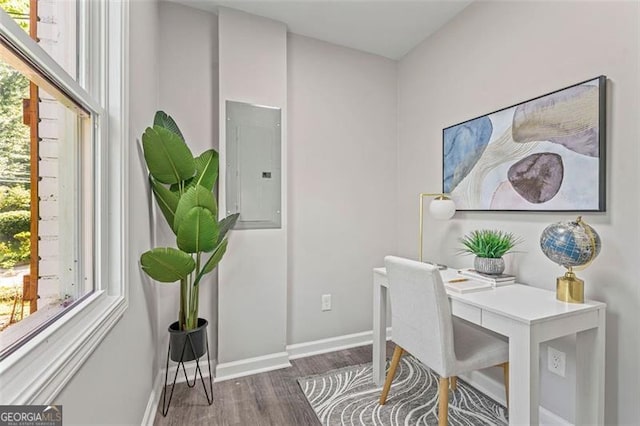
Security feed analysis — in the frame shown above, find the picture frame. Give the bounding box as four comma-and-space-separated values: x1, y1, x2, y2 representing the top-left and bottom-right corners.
442, 76, 606, 212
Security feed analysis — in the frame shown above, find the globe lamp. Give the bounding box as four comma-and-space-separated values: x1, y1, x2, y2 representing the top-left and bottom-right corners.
540, 216, 601, 303
419, 193, 456, 268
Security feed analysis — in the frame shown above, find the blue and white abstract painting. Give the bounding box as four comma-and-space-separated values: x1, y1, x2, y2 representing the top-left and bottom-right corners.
443, 76, 606, 211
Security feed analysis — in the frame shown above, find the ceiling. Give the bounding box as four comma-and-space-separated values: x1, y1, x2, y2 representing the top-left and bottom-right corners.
167, 0, 472, 60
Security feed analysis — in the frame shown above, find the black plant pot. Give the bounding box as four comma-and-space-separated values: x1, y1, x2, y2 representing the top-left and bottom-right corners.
162, 317, 213, 416
168, 318, 208, 362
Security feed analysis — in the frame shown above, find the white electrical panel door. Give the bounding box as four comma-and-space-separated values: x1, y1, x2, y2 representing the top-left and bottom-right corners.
226, 101, 282, 229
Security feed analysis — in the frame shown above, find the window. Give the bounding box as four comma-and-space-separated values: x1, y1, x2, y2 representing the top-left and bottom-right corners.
0, 1, 127, 404
0, 65, 94, 356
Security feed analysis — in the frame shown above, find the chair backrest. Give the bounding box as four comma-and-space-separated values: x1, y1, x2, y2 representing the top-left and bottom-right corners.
384, 256, 455, 377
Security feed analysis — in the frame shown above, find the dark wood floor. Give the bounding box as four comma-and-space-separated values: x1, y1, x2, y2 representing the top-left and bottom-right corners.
154, 342, 393, 426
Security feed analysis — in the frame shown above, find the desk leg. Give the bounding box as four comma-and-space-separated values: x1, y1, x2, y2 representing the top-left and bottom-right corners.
575, 308, 605, 425
509, 325, 540, 425
372, 279, 387, 387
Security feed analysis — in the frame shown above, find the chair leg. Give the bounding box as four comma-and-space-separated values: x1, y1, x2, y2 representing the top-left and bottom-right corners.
450, 376, 457, 390
438, 377, 449, 426
379, 345, 404, 405
502, 362, 509, 409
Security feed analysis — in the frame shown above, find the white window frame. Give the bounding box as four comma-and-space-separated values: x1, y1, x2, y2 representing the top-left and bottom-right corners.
0, 1, 129, 404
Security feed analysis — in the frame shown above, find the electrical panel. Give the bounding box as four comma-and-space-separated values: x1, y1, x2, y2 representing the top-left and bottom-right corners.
225, 101, 282, 229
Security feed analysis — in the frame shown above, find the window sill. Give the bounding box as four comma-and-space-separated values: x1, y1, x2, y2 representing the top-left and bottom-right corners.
0, 301, 70, 355
0, 290, 127, 404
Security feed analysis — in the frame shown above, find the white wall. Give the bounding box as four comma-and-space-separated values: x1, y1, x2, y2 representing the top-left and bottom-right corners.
53, 0, 159, 424
287, 34, 397, 344
149, 6, 400, 371
397, 1, 639, 424
217, 8, 288, 367
157, 0, 219, 365
36, 0, 77, 303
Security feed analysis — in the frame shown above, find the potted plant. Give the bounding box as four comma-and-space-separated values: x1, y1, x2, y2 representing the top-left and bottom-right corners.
458, 229, 521, 275
139, 111, 239, 362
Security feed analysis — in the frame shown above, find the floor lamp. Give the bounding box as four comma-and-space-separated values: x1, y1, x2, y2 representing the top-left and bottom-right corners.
419, 193, 456, 268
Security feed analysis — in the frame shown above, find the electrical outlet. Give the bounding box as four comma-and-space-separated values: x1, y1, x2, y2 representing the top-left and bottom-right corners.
548, 346, 566, 377
321, 294, 331, 311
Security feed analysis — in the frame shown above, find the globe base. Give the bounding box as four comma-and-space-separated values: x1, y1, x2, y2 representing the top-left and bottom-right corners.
556, 271, 584, 303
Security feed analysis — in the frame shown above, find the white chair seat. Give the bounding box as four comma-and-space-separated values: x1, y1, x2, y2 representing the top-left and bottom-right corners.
451, 317, 508, 377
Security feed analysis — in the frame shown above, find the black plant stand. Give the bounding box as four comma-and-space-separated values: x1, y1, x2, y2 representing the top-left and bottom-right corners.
161, 332, 213, 416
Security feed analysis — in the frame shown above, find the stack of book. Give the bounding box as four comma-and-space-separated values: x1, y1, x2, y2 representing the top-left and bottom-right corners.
456, 268, 516, 287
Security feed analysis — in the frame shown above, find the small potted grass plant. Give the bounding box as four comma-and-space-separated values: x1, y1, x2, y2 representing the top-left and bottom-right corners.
458, 229, 521, 275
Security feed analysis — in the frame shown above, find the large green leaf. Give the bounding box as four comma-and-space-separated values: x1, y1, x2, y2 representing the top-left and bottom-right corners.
193, 150, 219, 191
154, 111, 185, 141
176, 207, 219, 253
173, 185, 217, 232
140, 247, 195, 282
150, 176, 179, 232
216, 213, 240, 245
193, 215, 237, 284
142, 126, 195, 184
170, 150, 219, 192
170, 178, 193, 194
199, 239, 229, 277
195, 214, 238, 283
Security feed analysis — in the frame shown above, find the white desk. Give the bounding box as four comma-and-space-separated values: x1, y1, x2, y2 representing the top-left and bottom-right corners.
373, 267, 606, 425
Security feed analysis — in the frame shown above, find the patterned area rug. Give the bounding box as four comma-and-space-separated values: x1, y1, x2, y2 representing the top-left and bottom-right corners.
298, 354, 508, 425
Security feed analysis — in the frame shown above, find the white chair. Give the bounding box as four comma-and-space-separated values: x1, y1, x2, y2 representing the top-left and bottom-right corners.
380, 256, 509, 426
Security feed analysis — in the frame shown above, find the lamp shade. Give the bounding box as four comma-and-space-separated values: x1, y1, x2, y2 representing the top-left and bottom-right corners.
429, 198, 456, 220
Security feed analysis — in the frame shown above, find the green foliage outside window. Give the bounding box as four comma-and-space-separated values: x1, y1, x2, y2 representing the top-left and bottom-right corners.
0, 62, 30, 185
0, 211, 30, 268
0, 186, 29, 211
0, 231, 29, 268
0, 0, 32, 270
0, 210, 29, 238
0, 0, 30, 31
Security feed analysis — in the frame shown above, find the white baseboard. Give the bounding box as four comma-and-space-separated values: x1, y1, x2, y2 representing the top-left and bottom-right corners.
287, 327, 393, 360
459, 370, 573, 426
140, 371, 163, 426
539, 406, 573, 426
286, 327, 392, 360
458, 370, 508, 406
214, 351, 291, 382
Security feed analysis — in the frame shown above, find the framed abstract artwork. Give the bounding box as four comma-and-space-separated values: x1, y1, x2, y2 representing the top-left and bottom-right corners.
443, 76, 606, 212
